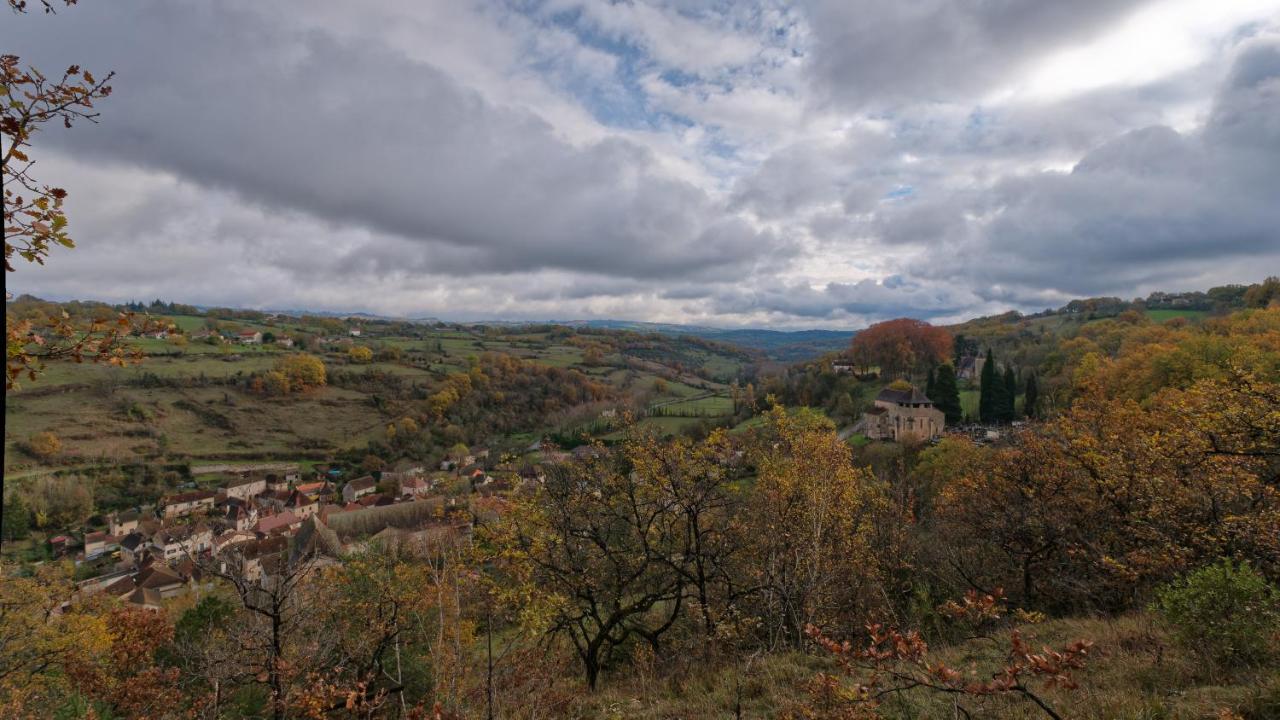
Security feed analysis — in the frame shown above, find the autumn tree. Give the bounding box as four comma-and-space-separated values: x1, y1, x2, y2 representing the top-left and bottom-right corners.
25, 430, 60, 459
848, 318, 952, 379
744, 407, 891, 647
347, 345, 373, 363
197, 549, 319, 720
276, 353, 326, 391
938, 378, 1279, 612
496, 444, 690, 689
0, 562, 112, 715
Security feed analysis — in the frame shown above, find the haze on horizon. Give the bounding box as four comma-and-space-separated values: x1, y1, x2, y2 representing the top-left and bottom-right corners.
5, 0, 1279, 329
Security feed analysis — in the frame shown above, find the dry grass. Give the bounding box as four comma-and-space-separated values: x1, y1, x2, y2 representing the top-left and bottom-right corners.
525, 613, 1279, 720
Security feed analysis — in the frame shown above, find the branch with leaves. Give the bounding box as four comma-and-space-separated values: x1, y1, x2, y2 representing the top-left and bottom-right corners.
799, 590, 1092, 720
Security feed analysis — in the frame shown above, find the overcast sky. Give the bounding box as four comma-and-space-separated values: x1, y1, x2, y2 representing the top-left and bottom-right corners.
5, 0, 1279, 328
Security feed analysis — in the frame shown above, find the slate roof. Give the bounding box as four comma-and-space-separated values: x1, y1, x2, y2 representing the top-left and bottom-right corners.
876, 386, 934, 405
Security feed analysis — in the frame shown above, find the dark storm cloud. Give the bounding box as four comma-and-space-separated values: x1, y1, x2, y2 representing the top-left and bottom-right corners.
910, 35, 1280, 297
4, 1, 783, 282
803, 0, 1157, 108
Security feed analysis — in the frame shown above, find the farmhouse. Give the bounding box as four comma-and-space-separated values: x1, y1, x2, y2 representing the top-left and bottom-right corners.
862, 385, 945, 442
342, 476, 378, 503
236, 330, 263, 345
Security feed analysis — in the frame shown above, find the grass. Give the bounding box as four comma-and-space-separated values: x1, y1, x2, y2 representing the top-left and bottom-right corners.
550, 612, 1280, 720
656, 395, 735, 416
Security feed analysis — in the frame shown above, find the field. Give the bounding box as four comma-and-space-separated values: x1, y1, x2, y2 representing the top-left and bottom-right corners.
4, 320, 751, 475
1146, 308, 1210, 322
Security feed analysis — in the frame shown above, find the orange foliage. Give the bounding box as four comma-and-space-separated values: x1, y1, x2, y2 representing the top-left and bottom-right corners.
848, 318, 952, 378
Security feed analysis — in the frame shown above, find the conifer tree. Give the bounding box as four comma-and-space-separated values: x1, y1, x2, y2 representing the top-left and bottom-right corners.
1024, 372, 1039, 419
933, 363, 963, 425
925, 366, 936, 400
979, 348, 997, 423
1003, 366, 1018, 422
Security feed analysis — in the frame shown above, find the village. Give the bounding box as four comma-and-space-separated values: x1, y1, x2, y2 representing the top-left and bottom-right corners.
57, 445, 554, 610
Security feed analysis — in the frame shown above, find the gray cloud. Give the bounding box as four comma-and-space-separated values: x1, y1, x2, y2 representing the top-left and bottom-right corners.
803, 0, 1156, 109
7, 1, 783, 282
910, 35, 1280, 296
5, 1, 1278, 329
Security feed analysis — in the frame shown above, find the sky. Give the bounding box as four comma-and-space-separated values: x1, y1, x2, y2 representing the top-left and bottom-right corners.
5, 0, 1279, 329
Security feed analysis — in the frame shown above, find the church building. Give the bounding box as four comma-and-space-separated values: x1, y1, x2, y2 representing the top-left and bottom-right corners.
863, 385, 945, 442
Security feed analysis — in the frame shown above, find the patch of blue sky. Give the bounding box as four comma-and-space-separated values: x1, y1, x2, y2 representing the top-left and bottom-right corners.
528, 4, 666, 131
883, 185, 915, 200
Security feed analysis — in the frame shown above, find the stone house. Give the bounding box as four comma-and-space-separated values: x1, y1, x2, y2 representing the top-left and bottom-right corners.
160, 490, 217, 519
863, 385, 945, 442
224, 474, 267, 501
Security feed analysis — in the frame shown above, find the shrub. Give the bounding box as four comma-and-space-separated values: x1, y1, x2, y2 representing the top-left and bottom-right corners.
276, 353, 326, 390
1151, 559, 1279, 668
27, 431, 62, 459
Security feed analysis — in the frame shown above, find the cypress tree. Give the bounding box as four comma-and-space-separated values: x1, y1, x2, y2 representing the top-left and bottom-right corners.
979, 348, 997, 423
925, 366, 936, 400
1024, 372, 1039, 418
1003, 366, 1018, 422
933, 363, 963, 425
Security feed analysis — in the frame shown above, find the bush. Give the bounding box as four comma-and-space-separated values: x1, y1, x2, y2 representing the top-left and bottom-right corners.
1151, 559, 1279, 668
27, 431, 62, 459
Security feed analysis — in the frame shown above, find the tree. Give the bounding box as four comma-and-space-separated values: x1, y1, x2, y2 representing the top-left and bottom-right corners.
1243, 276, 1279, 308
0, 496, 29, 541
0, 562, 113, 713
745, 407, 890, 647
1003, 366, 1018, 422
197, 549, 319, 720
925, 366, 936, 399
1024, 372, 1039, 419
275, 353, 325, 390
498, 446, 689, 689
932, 363, 963, 425
848, 318, 953, 379
979, 348, 997, 423
348, 345, 373, 363
26, 430, 60, 459
362, 454, 387, 473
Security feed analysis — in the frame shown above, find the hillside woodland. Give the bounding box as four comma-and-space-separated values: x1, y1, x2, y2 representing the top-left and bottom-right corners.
1, 299, 1277, 719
